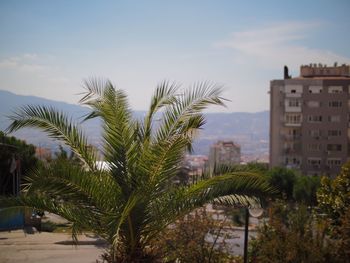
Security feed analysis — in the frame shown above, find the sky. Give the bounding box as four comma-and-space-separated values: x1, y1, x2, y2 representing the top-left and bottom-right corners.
0, 0, 349, 112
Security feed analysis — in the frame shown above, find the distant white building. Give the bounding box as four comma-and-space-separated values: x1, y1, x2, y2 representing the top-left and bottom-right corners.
209, 140, 241, 173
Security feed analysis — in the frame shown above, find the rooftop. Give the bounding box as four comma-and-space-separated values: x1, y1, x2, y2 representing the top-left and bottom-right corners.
300, 63, 350, 78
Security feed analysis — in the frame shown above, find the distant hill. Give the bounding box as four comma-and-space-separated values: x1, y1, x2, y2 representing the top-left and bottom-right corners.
0, 90, 269, 158
0, 90, 91, 152
0, 90, 89, 123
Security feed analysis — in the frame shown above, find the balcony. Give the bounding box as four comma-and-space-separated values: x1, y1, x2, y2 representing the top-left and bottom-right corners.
285, 93, 302, 98
285, 163, 301, 169
284, 147, 302, 155
285, 122, 301, 127
310, 164, 321, 170
282, 134, 301, 141
285, 106, 302, 113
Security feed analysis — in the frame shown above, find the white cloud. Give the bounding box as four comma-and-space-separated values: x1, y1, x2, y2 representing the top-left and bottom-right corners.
23, 53, 39, 60
216, 21, 350, 71
0, 54, 45, 73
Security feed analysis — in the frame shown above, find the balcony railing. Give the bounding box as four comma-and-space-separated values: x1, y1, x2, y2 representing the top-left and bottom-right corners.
284, 147, 302, 154
285, 106, 302, 113
285, 93, 302, 98
281, 134, 301, 140
285, 163, 301, 169
284, 122, 301, 127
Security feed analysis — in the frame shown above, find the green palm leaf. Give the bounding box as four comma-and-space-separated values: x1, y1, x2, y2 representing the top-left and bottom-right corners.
6, 105, 96, 171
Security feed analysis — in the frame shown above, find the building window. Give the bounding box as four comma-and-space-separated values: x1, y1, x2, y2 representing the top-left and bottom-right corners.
285, 157, 301, 166
307, 143, 322, 151
309, 86, 322, 93
328, 101, 342, 107
285, 85, 302, 94
287, 99, 301, 107
307, 101, 321, 108
328, 130, 342, 137
309, 129, 321, 138
327, 144, 342, 152
286, 128, 301, 138
328, 115, 341, 122
285, 114, 302, 124
308, 115, 322, 123
328, 86, 343, 93
327, 159, 342, 166
307, 158, 321, 167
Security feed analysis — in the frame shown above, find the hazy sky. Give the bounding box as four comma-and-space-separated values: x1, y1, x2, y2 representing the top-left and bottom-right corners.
1, 0, 349, 112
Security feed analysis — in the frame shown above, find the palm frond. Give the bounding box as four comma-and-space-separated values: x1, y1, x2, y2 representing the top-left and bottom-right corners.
79, 78, 108, 106
0, 194, 105, 239
142, 80, 179, 141
80, 80, 137, 195
24, 161, 121, 211
6, 105, 96, 170
143, 172, 275, 240
143, 82, 227, 189
155, 81, 226, 140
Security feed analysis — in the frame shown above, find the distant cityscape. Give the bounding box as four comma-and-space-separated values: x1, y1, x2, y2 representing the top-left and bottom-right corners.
2, 63, 350, 178
0, 90, 269, 165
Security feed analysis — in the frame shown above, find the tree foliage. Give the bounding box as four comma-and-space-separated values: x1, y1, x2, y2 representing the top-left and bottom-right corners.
331, 208, 350, 263
265, 167, 320, 205
316, 162, 350, 262
249, 202, 332, 263
265, 167, 296, 200
293, 175, 320, 206
0, 131, 38, 195
317, 161, 350, 223
0, 79, 274, 262
251, 162, 350, 263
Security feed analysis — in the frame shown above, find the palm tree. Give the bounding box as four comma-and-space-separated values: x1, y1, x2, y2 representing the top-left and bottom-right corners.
1, 79, 274, 262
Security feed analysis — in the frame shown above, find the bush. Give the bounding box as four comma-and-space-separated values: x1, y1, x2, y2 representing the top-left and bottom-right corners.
249, 202, 332, 263
156, 208, 241, 263
316, 161, 350, 263
317, 162, 350, 223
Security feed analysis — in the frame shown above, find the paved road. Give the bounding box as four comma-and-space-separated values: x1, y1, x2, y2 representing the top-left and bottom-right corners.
0, 223, 257, 262
0, 230, 105, 263
206, 228, 257, 256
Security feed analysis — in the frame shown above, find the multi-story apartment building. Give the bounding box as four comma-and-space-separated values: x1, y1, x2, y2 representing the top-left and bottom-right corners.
270, 63, 350, 177
209, 140, 241, 172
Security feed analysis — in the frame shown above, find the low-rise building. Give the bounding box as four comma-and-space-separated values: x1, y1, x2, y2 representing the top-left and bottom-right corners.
209, 140, 241, 172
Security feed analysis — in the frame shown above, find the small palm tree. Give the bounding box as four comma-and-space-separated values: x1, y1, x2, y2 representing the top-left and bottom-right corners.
1, 79, 274, 262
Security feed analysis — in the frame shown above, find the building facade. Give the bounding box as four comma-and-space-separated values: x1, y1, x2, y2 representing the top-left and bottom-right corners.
209, 140, 241, 172
270, 64, 350, 177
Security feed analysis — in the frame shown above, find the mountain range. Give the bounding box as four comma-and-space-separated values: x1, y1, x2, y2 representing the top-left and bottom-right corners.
0, 90, 269, 160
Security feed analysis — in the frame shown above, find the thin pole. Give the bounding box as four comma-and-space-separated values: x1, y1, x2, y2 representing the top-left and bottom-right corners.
244, 208, 249, 263
12, 172, 15, 195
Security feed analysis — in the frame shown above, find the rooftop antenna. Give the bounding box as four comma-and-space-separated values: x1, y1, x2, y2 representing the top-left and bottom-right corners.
284, 65, 291, 79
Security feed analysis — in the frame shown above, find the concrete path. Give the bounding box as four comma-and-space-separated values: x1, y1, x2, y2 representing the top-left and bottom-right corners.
0, 230, 106, 263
